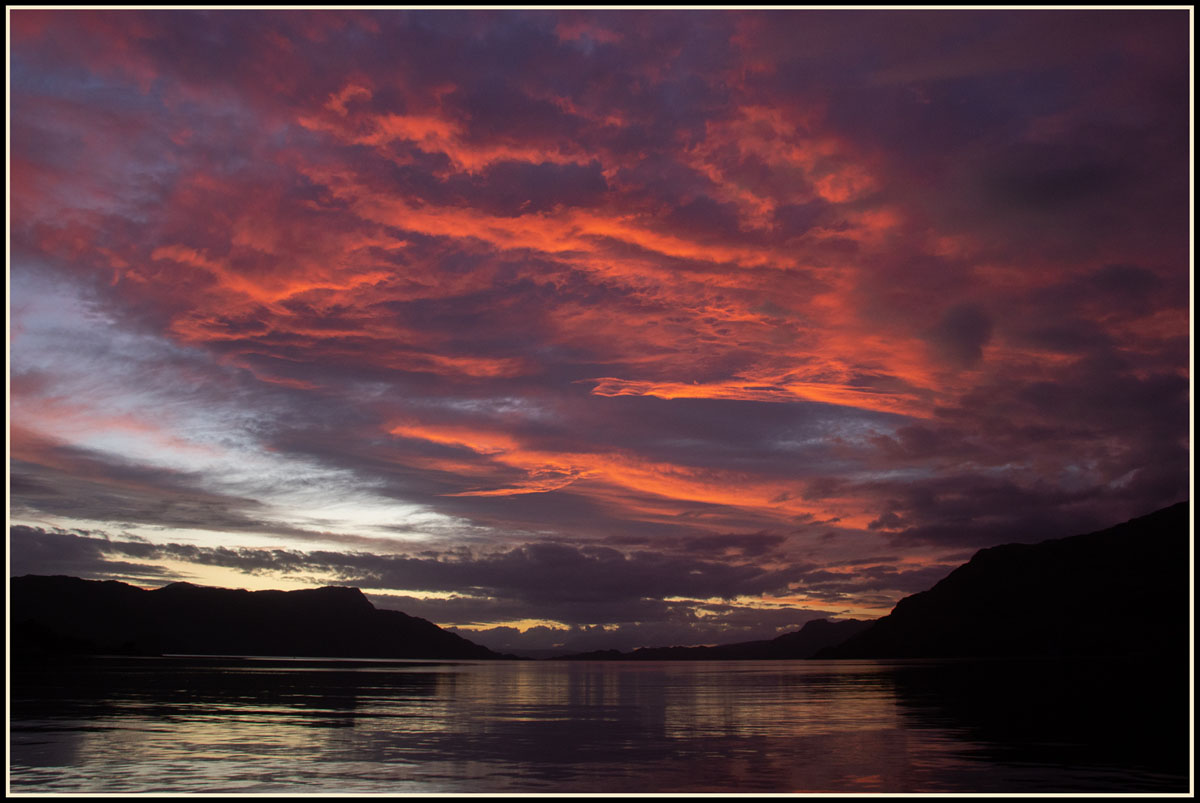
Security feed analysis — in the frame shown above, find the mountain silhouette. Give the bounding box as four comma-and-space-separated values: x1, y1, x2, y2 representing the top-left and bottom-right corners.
559, 617, 873, 660
10, 503, 1188, 663
11, 576, 505, 660
816, 502, 1189, 659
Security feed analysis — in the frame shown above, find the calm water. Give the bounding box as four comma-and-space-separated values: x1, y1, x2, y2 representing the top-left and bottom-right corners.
9, 655, 1189, 794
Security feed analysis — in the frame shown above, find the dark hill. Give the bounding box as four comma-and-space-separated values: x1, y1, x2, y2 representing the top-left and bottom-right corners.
11, 575, 503, 660
817, 502, 1189, 659
560, 617, 873, 661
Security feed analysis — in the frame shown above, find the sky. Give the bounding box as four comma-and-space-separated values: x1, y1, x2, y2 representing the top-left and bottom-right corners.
7, 9, 1192, 654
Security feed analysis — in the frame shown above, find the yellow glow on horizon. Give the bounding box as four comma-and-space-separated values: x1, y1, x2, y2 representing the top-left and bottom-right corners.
452, 618, 570, 633
136, 560, 324, 592
661, 594, 895, 621
363, 588, 467, 602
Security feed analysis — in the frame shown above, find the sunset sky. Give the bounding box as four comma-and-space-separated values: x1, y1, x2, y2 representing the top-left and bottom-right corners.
8, 9, 1191, 654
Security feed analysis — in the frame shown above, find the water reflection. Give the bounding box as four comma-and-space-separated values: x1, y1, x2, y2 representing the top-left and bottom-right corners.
887, 657, 1189, 791
9, 656, 1189, 793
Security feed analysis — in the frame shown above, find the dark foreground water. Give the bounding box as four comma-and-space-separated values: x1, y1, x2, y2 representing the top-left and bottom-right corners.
9, 655, 1189, 794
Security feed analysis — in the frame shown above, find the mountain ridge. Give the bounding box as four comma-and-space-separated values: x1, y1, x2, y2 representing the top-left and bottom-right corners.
816, 501, 1189, 659
9, 502, 1189, 663
11, 575, 507, 660
556, 617, 873, 661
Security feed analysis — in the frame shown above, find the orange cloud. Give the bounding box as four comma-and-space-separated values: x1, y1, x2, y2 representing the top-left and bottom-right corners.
300, 84, 591, 174
586, 377, 931, 419
387, 420, 876, 528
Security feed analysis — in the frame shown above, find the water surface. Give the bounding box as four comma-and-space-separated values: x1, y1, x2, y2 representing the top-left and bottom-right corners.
9, 655, 1188, 793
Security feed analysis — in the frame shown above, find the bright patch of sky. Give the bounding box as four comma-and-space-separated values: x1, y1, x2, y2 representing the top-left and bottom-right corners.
10, 265, 476, 548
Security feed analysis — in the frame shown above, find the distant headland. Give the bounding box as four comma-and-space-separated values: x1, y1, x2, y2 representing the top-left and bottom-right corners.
816, 501, 1189, 659
10, 577, 507, 660
557, 501, 1190, 661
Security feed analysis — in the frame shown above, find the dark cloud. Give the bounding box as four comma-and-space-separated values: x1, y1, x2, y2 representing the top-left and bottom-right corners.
772, 200, 834, 239
867, 512, 905, 532
980, 142, 1128, 211
661, 195, 746, 243
925, 303, 993, 369
10, 451, 272, 536
8, 526, 801, 607
449, 78, 581, 144
869, 424, 982, 462
469, 160, 608, 216
10, 525, 862, 651
1089, 263, 1162, 298
796, 562, 958, 599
